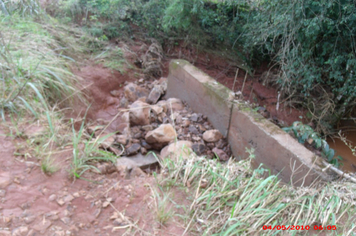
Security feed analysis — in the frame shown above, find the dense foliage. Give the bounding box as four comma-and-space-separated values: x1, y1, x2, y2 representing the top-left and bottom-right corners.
244, 0, 356, 134
2, 0, 356, 134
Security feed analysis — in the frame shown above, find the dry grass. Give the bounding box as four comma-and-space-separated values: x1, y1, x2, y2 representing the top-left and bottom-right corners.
154, 148, 356, 235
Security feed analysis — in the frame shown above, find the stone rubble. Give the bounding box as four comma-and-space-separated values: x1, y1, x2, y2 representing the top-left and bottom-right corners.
87, 77, 232, 174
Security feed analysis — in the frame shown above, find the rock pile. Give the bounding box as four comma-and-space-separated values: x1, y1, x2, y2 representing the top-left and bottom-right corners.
89, 77, 232, 173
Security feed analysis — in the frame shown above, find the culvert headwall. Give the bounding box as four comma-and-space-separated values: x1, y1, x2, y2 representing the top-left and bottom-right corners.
167, 59, 333, 186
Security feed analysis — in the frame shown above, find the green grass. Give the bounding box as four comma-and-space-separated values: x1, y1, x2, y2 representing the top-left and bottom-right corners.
70, 118, 117, 180
41, 154, 59, 175
149, 186, 175, 226
93, 46, 132, 74
0, 15, 81, 119
0, 12, 120, 180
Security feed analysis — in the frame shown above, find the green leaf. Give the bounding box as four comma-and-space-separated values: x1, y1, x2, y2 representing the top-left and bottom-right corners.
315, 138, 322, 149
17, 96, 38, 118
327, 149, 335, 162
323, 142, 330, 153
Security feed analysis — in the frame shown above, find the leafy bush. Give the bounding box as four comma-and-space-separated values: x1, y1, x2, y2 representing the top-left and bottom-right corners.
283, 121, 342, 166
244, 0, 356, 134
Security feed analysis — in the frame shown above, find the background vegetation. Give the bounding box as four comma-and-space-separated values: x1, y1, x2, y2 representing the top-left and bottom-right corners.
40, 0, 356, 135
0, 0, 118, 177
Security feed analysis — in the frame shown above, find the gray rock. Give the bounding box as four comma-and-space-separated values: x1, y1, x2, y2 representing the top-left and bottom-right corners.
63, 194, 74, 203
190, 113, 199, 122
110, 89, 121, 97
188, 125, 200, 135
192, 143, 206, 156
125, 143, 141, 156
133, 132, 142, 139
141, 140, 152, 149
119, 97, 129, 108
124, 83, 149, 102
146, 85, 163, 104
116, 153, 159, 170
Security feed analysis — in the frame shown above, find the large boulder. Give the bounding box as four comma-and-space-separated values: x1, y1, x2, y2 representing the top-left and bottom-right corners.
129, 101, 151, 126
145, 124, 177, 146
160, 141, 193, 160
203, 129, 223, 143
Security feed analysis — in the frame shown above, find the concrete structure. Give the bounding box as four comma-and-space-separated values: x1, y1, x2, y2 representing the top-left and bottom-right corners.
167, 59, 333, 186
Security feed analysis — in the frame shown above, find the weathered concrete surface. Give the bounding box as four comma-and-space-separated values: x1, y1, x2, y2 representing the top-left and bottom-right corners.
166, 60, 232, 135
167, 59, 333, 186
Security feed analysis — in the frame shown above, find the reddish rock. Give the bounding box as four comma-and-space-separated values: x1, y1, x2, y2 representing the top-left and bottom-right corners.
145, 124, 177, 145
212, 148, 229, 161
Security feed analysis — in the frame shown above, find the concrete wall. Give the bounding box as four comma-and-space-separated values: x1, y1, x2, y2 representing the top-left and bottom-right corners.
167, 59, 333, 186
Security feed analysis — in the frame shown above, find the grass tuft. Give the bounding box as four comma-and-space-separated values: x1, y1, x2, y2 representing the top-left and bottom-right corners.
154, 148, 356, 235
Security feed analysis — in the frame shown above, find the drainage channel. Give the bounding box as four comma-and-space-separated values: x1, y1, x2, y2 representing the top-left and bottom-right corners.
166, 59, 336, 186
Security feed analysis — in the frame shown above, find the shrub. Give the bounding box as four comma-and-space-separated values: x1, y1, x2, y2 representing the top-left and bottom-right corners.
243, 0, 356, 134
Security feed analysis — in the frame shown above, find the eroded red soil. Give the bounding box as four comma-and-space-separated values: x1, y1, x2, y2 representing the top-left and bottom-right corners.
67, 64, 134, 132
0, 125, 186, 235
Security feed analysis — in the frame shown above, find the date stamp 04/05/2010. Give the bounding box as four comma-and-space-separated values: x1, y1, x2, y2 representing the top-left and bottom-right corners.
262, 225, 337, 231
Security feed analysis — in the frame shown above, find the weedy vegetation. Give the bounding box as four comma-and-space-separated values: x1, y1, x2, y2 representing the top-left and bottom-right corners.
0, 0, 119, 178
70, 118, 117, 180
283, 121, 343, 167
154, 148, 356, 235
